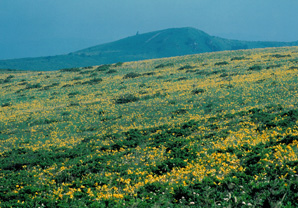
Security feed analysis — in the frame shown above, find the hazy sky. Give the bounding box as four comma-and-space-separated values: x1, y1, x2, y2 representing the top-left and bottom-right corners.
1, 0, 298, 59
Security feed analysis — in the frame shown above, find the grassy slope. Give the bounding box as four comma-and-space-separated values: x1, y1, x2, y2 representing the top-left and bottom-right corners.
1, 27, 298, 71
0, 47, 298, 207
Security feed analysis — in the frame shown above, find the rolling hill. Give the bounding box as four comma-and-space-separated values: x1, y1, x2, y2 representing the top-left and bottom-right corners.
1, 46, 298, 207
1, 27, 298, 71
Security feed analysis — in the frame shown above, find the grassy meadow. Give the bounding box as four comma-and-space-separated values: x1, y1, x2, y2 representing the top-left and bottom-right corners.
1, 46, 298, 207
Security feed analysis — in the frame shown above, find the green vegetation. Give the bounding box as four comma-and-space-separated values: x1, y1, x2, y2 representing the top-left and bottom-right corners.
123, 72, 141, 79
95, 64, 112, 72
214, 61, 229, 66
115, 94, 140, 104
0, 46, 298, 207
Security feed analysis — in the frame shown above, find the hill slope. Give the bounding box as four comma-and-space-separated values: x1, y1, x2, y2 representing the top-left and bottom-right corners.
1, 47, 298, 207
1, 27, 298, 71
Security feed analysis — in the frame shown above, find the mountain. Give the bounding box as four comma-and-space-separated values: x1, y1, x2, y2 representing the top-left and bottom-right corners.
1, 27, 298, 71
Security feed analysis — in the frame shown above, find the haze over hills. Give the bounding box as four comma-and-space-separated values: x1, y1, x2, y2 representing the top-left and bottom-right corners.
1, 27, 298, 71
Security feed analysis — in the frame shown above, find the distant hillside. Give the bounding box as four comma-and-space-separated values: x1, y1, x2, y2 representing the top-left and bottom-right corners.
1, 27, 298, 71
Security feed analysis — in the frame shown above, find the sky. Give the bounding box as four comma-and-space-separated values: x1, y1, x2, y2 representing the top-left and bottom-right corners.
1, 0, 298, 60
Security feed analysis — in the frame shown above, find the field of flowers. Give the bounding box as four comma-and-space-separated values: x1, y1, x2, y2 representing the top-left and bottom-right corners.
1, 46, 298, 207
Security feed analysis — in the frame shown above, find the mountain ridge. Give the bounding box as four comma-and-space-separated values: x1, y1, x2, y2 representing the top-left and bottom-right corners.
1, 27, 298, 71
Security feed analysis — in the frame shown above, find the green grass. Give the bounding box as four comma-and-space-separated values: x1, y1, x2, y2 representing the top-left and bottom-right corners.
0, 46, 298, 207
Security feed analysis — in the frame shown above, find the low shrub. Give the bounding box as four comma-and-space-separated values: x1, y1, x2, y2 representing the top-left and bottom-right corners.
114, 62, 124, 67
255, 78, 265, 83
191, 88, 205, 94
0, 75, 14, 84
177, 65, 195, 70
195, 70, 208, 75
115, 94, 139, 104
219, 72, 229, 77
68, 102, 80, 107
25, 83, 42, 89
18, 81, 28, 86
215, 61, 229, 66
288, 66, 298, 70
142, 72, 156, 76
142, 92, 165, 100
248, 65, 262, 71
61, 84, 72, 88
266, 64, 281, 69
271, 54, 291, 58
79, 70, 92, 75
209, 70, 224, 75
172, 109, 187, 115
72, 76, 82, 81
177, 77, 187, 81
155, 63, 174, 69
68, 92, 80, 97
185, 69, 200, 73
156, 76, 164, 79
231, 56, 246, 61
59, 68, 81, 72
95, 64, 111, 71
106, 69, 117, 74
50, 82, 60, 87
123, 72, 141, 79
89, 72, 98, 77
1, 102, 11, 107
6, 75, 14, 79
82, 78, 103, 85
81, 66, 93, 69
